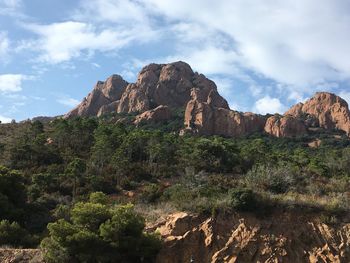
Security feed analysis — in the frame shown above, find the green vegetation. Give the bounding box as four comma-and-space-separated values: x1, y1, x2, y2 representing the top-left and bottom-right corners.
0, 117, 349, 260
41, 193, 160, 263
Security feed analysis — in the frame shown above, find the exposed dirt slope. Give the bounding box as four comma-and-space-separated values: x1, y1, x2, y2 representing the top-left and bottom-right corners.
0, 249, 43, 263
148, 212, 350, 263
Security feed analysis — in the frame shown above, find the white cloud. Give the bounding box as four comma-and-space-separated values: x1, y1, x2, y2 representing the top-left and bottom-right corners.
91, 62, 101, 68
75, 0, 148, 24
57, 96, 80, 107
25, 20, 157, 64
0, 115, 12, 123
0, 74, 27, 93
0, 0, 23, 16
0, 0, 21, 8
144, 0, 350, 90
254, 96, 286, 114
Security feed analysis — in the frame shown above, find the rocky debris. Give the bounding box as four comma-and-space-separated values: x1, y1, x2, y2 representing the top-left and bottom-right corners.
184, 88, 266, 137
285, 92, 350, 136
148, 212, 350, 263
264, 115, 307, 138
134, 105, 172, 125
65, 74, 128, 118
0, 249, 43, 263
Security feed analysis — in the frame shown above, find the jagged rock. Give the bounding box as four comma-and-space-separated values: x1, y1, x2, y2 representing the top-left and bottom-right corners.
184, 88, 266, 137
264, 115, 307, 138
65, 75, 128, 118
285, 92, 350, 135
134, 105, 172, 125
117, 61, 228, 113
148, 212, 350, 263
64, 62, 350, 139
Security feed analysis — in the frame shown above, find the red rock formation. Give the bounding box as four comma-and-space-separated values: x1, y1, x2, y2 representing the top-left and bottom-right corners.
65, 75, 128, 118
285, 92, 350, 135
117, 62, 228, 113
134, 105, 172, 125
264, 115, 307, 138
184, 88, 266, 137
64, 62, 350, 138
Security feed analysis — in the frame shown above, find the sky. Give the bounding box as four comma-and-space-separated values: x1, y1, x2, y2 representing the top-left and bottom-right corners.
1, 0, 350, 122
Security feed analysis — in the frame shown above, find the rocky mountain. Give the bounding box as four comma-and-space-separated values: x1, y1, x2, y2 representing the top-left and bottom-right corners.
65, 61, 350, 138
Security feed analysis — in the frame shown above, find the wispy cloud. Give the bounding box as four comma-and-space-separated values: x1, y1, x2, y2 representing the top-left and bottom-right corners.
57, 96, 80, 107
0, 32, 10, 61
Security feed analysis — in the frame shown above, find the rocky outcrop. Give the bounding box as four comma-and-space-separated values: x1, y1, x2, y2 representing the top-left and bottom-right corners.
134, 105, 172, 125
148, 212, 350, 263
65, 75, 128, 118
264, 115, 307, 138
183, 88, 266, 137
116, 62, 228, 114
285, 92, 350, 135
65, 62, 350, 138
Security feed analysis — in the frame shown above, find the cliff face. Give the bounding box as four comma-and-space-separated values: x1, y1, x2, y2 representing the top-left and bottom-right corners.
65, 61, 350, 138
285, 92, 350, 136
183, 88, 266, 137
264, 115, 307, 138
148, 212, 350, 263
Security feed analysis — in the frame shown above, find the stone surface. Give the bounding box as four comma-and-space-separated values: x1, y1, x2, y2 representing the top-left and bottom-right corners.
134, 105, 172, 125
184, 88, 266, 137
116, 61, 228, 113
65, 75, 128, 118
148, 212, 350, 263
264, 115, 307, 138
285, 92, 350, 135
0, 249, 43, 263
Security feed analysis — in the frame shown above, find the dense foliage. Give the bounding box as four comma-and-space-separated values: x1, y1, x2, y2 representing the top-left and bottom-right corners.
41, 192, 160, 263
0, 117, 349, 257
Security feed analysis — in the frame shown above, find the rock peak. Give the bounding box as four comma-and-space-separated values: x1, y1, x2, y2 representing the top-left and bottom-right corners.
64, 61, 350, 138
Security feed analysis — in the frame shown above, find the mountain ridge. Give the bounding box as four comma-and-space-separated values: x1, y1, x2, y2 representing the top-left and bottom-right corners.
65, 61, 350, 138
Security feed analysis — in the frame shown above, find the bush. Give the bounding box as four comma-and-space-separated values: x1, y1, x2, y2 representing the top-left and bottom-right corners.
41, 192, 161, 263
229, 188, 257, 211
245, 165, 298, 194
0, 220, 33, 247
141, 184, 162, 203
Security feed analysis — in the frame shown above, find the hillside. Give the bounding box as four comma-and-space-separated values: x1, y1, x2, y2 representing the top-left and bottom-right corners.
0, 61, 350, 263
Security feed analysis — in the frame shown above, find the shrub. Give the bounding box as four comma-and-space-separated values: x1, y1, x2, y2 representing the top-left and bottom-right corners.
245, 165, 298, 194
0, 220, 32, 247
229, 188, 257, 211
141, 183, 162, 203
41, 193, 161, 263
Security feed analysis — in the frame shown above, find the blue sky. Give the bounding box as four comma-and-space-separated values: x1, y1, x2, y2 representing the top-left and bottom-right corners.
1, 0, 350, 122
